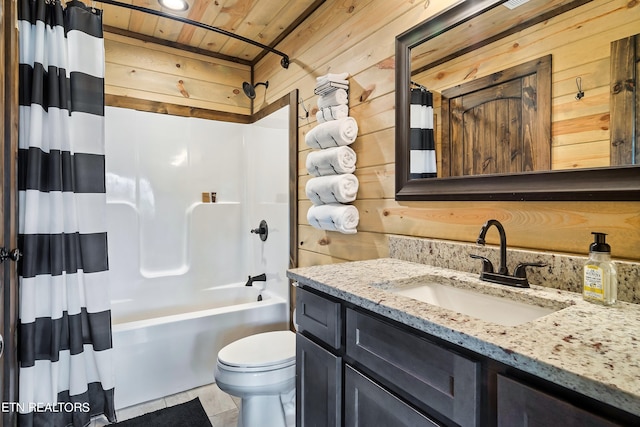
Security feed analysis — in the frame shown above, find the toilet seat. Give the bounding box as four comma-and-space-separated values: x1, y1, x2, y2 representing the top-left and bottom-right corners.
214, 330, 296, 427
217, 330, 295, 372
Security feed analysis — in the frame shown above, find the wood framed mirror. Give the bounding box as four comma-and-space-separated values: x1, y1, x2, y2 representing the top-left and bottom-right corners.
395, 0, 640, 201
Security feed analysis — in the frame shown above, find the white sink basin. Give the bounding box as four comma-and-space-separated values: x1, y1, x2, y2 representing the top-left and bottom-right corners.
391, 282, 559, 327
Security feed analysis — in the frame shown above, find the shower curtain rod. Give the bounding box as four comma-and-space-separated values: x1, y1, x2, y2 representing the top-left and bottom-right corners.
97, 0, 291, 68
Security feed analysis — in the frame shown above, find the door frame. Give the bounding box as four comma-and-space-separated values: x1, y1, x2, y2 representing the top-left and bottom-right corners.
2, 0, 21, 424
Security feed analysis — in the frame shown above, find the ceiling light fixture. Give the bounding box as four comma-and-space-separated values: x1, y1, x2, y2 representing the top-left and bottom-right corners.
158, 0, 188, 12
502, 0, 530, 9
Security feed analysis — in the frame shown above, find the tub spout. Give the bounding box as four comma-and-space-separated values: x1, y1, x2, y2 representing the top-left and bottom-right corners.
245, 273, 267, 286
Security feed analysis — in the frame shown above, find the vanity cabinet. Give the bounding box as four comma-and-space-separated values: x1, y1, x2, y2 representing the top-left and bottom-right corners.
296, 286, 475, 426
295, 285, 638, 426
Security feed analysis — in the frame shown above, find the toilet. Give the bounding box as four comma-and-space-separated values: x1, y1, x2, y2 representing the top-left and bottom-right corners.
214, 330, 296, 427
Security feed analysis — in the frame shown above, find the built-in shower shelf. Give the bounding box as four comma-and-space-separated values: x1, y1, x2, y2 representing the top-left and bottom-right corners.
194, 201, 241, 206
198, 201, 240, 204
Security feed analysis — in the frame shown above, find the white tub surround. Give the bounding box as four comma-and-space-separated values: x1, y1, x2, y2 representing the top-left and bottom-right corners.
287, 258, 640, 418
105, 106, 291, 409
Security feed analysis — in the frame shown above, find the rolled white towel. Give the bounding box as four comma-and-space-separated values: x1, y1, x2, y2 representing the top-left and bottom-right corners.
316, 105, 349, 123
305, 117, 358, 149
306, 146, 356, 177
316, 72, 349, 84
306, 174, 359, 205
317, 89, 349, 109
307, 203, 359, 234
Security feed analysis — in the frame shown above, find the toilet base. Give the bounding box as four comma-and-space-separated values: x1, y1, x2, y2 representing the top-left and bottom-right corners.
238, 389, 295, 427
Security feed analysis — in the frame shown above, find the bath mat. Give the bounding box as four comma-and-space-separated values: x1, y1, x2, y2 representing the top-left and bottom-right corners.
112, 397, 212, 427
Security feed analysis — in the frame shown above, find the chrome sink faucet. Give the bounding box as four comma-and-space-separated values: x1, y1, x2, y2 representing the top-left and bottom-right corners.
471, 219, 545, 288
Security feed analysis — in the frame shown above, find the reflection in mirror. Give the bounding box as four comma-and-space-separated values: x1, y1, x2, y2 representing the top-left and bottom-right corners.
395, 0, 640, 200
439, 55, 551, 177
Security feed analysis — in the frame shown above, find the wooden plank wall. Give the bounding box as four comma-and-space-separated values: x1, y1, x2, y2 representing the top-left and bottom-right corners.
414, 0, 639, 171
104, 32, 252, 115
252, 0, 640, 264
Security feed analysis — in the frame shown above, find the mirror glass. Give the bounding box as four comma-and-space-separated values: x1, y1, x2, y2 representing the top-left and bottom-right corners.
395, 0, 640, 200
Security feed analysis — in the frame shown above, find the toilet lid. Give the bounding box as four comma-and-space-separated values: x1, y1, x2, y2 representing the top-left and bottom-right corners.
218, 330, 296, 369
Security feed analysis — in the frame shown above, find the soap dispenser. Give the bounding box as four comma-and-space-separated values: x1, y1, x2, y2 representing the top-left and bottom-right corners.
583, 232, 617, 306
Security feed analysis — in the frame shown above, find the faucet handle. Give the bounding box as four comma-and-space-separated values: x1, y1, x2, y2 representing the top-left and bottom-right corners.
470, 254, 494, 273
513, 262, 547, 279
250, 220, 269, 241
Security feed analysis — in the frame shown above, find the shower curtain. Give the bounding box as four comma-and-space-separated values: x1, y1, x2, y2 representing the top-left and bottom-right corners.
17, 0, 116, 425
409, 87, 437, 179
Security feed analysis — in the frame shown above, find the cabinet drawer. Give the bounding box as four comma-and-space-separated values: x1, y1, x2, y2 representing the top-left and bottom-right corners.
497, 375, 621, 427
296, 287, 342, 349
346, 308, 480, 426
344, 365, 439, 427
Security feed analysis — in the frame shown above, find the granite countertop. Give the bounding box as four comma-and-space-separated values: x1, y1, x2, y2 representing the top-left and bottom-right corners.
287, 258, 640, 417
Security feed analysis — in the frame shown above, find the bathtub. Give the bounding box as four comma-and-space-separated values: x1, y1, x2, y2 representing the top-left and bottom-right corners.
111, 284, 289, 410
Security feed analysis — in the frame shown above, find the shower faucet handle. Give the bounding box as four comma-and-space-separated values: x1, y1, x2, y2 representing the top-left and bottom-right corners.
250, 220, 269, 241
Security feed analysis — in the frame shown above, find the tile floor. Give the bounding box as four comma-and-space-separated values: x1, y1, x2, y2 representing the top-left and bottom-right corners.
91, 383, 239, 427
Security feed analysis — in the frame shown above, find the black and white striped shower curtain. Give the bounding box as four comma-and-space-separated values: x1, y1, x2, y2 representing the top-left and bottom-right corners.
17, 0, 116, 425
409, 87, 437, 179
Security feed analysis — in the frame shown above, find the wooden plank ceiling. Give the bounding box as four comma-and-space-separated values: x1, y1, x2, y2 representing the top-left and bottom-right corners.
411, 0, 586, 74
94, 0, 323, 65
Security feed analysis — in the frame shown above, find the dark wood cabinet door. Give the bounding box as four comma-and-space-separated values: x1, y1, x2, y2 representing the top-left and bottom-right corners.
344, 366, 439, 427
296, 333, 342, 427
497, 375, 622, 427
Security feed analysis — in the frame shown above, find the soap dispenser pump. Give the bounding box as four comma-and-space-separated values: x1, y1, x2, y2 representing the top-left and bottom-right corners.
583, 232, 617, 306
